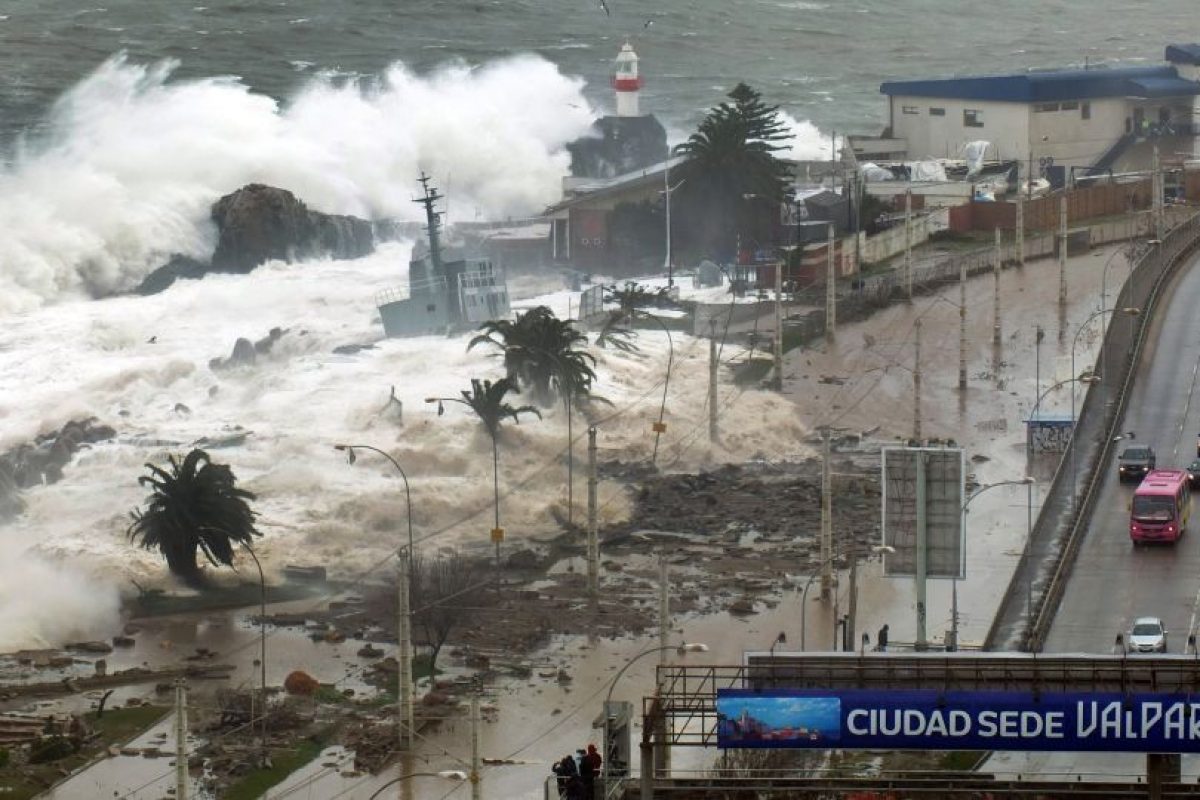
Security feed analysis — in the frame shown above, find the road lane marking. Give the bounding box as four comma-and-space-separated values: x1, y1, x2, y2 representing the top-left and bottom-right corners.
1174, 348, 1200, 464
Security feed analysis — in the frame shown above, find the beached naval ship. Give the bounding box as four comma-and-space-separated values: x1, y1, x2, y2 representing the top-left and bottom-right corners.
376, 174, 510, 337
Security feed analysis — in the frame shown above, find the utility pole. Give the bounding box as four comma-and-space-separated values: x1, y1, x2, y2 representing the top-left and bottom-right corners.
820, 427, 833, 601
1058, 193, 1068, 308
913, 318, 923, 442
708, 326, 719, 443
904, 190, 914, 300
774, 255, 785, 389
174, 679, 188, 800
657, 550, 671, 774
992, 228, 1002, 346
587, 426, 599, 599
1015, 195, 1025, 267
470, 695, 482, 800
915, 452, 929, 650
847, 535, 858, 652
958, 253, 967, 391
825, 223, 836, 339
1153, 143, 1165, 242
397, 549, 414, 752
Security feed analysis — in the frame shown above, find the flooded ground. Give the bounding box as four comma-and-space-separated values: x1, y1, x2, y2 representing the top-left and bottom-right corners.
2, 243, 1122, 798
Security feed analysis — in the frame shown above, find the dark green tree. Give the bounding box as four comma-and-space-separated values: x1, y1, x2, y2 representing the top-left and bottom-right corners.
674, 83, 792, 257
456, 377, 542, 441
126, 449, 260, 586
468, 306, 597, 407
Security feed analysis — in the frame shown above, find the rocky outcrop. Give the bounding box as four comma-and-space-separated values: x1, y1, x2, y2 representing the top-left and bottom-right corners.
135, 255, 209, 295
136, 184, 376, 295
210, 184, 374, 273
208, 327, 291, 371
0, 419, 116, 522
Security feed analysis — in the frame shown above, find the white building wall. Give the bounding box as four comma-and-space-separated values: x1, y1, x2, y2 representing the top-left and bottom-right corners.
890, 96, 1028, 162
1027, 97, 1126, 173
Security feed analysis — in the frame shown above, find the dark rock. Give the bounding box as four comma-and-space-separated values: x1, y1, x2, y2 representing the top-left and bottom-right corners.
112, 636, 136, 648
173, 403, 191, 416
253, 327, 289, 354
332, 343, 377, 356
136, 255, 210, 295
210, 184, 374, 273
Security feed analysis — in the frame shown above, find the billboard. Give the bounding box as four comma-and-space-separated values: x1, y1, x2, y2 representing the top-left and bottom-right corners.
881, 447, 964, 579
717, 689, 1200, 752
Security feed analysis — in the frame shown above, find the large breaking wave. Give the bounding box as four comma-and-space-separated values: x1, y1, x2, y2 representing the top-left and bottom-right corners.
0, 54, 597, 313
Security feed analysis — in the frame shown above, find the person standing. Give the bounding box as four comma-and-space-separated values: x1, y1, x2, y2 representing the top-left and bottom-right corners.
877, 624, 889, 652
553, 754, 578, 799
580, 743, 602, 797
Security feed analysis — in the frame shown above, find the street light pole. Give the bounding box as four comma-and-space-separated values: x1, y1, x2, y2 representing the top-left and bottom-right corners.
602, 643, 708, 792
334, 444, 414, 556
638, 313, 674, 464
240, 546, 269, 768
957, 478, 1034, 649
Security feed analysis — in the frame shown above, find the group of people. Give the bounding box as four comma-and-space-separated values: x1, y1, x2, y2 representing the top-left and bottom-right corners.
552, 744, 602, 799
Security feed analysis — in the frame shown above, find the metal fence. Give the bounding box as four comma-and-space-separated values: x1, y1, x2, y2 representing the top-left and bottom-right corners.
985, 210, 1200, 651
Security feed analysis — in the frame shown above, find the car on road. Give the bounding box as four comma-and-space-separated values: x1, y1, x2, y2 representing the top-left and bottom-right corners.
1127, 616, 1168, 653
1188, 459, 1200, 489
1118, 446, 1156, 482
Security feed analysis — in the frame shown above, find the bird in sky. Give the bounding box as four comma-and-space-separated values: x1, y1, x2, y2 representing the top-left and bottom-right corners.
644, 18, 654, 29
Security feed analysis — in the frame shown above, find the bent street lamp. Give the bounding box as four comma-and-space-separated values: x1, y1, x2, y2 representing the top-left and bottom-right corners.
602, 643, 707, 790
334, 444, 414, 556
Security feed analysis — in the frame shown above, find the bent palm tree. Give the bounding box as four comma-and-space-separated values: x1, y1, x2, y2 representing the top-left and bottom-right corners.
127, 449, 260, 586
468, 306, 597, 407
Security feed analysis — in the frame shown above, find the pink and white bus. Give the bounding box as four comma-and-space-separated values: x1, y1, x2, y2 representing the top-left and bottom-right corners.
1131, 469, 1191, 544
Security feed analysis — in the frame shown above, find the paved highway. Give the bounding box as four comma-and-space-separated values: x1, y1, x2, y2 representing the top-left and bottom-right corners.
1045, 247, 1200, 655
988, 248, 1200, 782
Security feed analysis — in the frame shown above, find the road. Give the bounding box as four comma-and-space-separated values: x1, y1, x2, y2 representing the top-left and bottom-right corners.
989, 246, 1200, 782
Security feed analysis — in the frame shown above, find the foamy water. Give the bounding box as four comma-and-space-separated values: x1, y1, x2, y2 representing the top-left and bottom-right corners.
0, 242, 806, 649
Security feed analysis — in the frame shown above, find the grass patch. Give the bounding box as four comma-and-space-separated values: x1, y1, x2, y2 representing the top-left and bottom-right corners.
939, 750, 986, 772
222, 729, 333, 800
0, 705, 169, 800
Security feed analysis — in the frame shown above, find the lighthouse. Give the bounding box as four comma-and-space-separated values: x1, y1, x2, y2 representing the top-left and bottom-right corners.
612, 41, 643, 117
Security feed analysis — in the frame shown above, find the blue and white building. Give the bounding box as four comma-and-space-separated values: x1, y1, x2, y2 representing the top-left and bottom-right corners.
878, 45, 1200, 181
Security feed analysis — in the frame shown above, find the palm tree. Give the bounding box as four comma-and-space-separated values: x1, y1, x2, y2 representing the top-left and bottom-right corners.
674, 83, 792, 257
127, 449, 260, 586
436, 378, 540, 567
468, 306, 597, 408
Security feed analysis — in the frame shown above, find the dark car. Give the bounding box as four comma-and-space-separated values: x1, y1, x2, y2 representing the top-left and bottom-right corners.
1189, 460, 1200, 489
1118, 446, 1156, 482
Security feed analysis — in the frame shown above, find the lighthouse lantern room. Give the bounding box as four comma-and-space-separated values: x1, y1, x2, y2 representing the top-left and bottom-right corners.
612, 41, 643, 117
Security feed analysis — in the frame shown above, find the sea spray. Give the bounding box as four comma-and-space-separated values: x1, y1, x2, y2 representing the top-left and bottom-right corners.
0, 53, 597, 313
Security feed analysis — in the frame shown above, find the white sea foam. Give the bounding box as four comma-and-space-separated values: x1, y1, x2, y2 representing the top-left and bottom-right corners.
0, 242, 806, 649
0, 53, 597, 313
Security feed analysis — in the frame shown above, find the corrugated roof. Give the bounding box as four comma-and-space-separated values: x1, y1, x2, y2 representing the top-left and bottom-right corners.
881, 65, 1200, 102
1166, 43, 1200, 66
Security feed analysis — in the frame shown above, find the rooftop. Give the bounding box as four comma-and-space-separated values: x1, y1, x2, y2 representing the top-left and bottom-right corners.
881, 64, 1200, 103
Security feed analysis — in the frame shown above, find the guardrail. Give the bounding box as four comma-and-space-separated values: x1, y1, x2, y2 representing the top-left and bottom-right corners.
985, 211, 1200, 651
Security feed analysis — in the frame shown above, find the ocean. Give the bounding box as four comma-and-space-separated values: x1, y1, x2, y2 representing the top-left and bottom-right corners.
0, 0, 1195, 651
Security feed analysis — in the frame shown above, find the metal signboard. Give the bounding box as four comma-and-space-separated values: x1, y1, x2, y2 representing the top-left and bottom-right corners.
881, 446, 964, 579
717, 689, 1200, 753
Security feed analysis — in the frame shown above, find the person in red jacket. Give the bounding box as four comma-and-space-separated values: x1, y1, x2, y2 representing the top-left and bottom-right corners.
580, 743, 603, 797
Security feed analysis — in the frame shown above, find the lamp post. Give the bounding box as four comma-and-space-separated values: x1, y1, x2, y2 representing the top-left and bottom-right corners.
334, 444, 414, 556
240, 544, 269, 768
424, 395, 507, 570
366, 771, 468, 800
957, 478, 1034, 650
661, 158, 684, 288
799, 545, 893, 651
602, 643, 708, 791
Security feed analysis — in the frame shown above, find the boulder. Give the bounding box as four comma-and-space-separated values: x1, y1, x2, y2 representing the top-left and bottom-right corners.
210, 184, 374, 273
283, 670, 320, 696
136, 255, 210, 295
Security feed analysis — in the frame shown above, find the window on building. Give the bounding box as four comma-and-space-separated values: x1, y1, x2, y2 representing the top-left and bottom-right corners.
902, 105, 919, 115
1060, 101, 1079, 111
929, 107, 946, 116
1034, 103, 1060, 113
964, 109, 984, 128
1080, 102, 1091, 120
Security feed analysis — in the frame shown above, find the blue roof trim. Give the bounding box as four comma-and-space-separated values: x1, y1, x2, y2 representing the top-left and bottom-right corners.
881, 65, 1200, 102
1166, 44, 1200, 65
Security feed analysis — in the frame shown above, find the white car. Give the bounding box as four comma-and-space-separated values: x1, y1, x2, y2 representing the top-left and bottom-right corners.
1127, 616, 1168, 653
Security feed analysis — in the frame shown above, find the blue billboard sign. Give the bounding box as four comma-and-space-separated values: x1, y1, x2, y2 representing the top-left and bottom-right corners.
717, 689, 1200, 752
